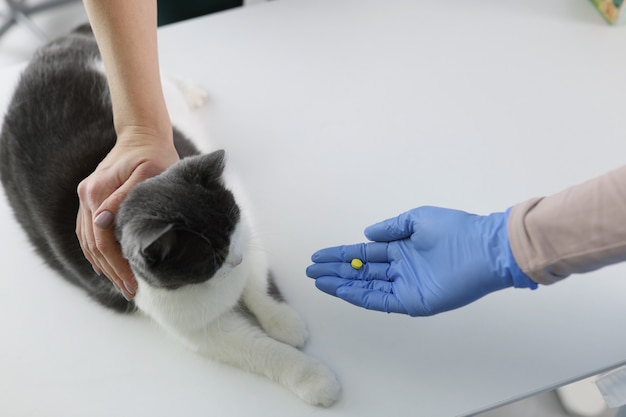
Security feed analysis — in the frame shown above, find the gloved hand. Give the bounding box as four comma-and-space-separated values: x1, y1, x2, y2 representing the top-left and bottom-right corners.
306, 206, 537, 316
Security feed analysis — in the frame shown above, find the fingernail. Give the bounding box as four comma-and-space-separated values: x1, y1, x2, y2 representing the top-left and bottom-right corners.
93, 265, 103, 276
94, 210, 114, 229
111, 281, 131, 301
123, 280, 136, 295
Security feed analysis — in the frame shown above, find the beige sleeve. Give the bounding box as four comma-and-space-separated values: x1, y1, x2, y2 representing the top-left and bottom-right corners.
508, 165, 626, 285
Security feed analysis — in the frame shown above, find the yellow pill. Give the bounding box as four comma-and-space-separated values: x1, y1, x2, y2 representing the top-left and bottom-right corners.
351, 258, 364, 269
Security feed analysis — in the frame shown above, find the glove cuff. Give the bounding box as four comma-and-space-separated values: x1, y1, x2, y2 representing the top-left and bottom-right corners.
505, 207, 538, 290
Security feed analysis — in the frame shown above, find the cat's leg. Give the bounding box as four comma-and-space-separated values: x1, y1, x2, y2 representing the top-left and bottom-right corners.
240, 249, 309, 348
193, 311, 341, 407
243, 272, 310, 348
170, 78, 209, 109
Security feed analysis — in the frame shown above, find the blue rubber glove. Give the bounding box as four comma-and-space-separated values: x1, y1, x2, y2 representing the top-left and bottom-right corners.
306, 206, 537, 316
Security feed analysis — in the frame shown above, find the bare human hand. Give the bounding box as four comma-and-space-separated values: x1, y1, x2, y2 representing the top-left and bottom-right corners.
76, 127, 179, 300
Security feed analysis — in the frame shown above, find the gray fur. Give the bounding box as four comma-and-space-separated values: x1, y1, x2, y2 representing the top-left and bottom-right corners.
0, 27, 342, 406
116, 151, 240, 290
0, 25, 237, 312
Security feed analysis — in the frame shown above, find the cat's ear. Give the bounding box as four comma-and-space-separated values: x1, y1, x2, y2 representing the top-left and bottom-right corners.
180, 150, 226, 185
140, 223, 213, 266
138, 223, 176, 265
203, 149, 226, 175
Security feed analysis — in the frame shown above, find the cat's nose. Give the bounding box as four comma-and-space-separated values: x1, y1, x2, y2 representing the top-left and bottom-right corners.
227, 252, 243, 267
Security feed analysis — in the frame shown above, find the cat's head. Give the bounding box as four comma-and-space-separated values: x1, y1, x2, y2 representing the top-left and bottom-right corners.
116, 150, 243, 289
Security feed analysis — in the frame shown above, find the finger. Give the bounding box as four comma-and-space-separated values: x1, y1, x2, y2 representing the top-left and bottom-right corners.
315, 276, 394, 294
78, 206, 135, 300
79, 206, 135, 299
311, 242, 389, 263
364, 210, 415, 242
336, 286, 409, 315
76, 175, 114, 275
94, 183, 141, 296
314, 277, 408, 315
306, 262, 390, 281
91, 223, 137, 297
76, 204, 103, 274
76, 164, 137, 299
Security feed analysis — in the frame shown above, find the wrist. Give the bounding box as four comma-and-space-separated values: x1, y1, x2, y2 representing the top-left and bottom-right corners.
504, 207, 538, 290
111, 95, 173, 146
115, 121, 174, 146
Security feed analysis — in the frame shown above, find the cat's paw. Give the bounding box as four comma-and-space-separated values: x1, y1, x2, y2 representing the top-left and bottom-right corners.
290, 361, 341, 407
259, 304, 309, 348
172, 79, 209, 109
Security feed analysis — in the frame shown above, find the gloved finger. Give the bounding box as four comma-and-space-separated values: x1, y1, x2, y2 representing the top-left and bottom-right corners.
311, 242, 389, 263
314, 276, 344, 296
306, 262, 390, 280
335, 286, 408, 315
314, 275, 394, 296
364, 210, 415, 242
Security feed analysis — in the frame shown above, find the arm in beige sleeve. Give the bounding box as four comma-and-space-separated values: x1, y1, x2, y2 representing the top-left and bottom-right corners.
508, 165, 626, 285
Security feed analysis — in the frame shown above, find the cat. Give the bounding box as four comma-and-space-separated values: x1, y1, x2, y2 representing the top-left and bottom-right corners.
0, 25, 340, 407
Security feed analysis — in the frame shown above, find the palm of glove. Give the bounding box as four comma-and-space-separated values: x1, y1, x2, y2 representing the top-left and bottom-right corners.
306, 206, 531, 316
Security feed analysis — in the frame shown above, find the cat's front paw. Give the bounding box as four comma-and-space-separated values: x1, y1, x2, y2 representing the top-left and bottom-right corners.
172, 79, 209, 109
290, 361, 341, 408
260, 304, 309, 348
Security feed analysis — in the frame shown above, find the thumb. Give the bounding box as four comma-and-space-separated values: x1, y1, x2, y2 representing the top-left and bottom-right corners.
364, 210, 415, 242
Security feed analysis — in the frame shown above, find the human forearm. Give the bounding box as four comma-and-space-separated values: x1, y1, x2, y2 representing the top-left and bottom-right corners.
77, 1, 179, 299
509, 165, 626, 284
82, 0, 172, 142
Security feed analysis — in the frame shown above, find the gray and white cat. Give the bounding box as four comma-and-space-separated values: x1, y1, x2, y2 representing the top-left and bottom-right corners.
0, 25, 340, 407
